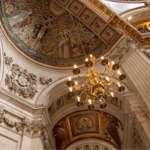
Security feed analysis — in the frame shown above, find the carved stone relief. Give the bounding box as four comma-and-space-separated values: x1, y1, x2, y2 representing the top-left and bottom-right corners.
39, 76, 52, 85
109, 37, 138, 63
129, 114, 145, 149
131, 101, 150, 119
0, 105, 50, 149
5, 63, 38, 99
4, 54, 13, 66
4, 55, 52, 99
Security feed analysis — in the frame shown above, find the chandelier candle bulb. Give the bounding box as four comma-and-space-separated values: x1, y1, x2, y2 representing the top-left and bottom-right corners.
85, 58, 89, 62
73, 64, 78, 68
90, 54, 93, 58
100, 56, 104, 60
117, 70, 122, 75
68, 77, 72, 81
111, 61, 115, 65
106, 76, 110, 81
99, 99, 102, 102
75, 81, 78, 85
69, 87, 73, 92
110, 92, 114, 97
88, 99, 92, 104
117, 82, 121, 87
77, 96, 80, 102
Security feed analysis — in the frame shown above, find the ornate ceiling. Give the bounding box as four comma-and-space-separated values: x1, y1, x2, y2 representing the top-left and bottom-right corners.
0, 0, 122, 67
53, 110, 123, 149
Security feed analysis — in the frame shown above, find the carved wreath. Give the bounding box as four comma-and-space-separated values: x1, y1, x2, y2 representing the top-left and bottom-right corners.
5, 64, 37, 99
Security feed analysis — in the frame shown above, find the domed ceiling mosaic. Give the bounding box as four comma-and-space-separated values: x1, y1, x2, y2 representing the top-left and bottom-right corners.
0, 0, 121, 67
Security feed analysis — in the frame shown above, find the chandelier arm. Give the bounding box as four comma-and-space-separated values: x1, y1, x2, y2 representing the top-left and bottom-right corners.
77, 88, 89, 98
102, 71, 117, 78
109, 72, 117, 77
99, 66, 107, 75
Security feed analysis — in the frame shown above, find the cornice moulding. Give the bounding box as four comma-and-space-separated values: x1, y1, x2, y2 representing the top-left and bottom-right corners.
0, 87, 46, 114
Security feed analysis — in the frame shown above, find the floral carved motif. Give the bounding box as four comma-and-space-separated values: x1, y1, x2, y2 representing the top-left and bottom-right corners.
5, 63, 37, 99
4, 55, 13, 66
3, 117, 16, 127
39, 76, 52, 85
23, 119, 45, 137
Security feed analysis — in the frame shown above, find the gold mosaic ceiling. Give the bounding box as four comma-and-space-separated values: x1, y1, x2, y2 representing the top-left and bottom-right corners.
0, 0, 122, 67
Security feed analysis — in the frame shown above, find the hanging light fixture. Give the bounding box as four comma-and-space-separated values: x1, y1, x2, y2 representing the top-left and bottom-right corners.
66, 54, 126, 110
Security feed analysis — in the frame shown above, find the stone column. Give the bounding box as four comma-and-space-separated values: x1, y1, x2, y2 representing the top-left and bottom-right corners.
121, 39, 150, 109
113, 38, 150, 149
124, 93, 150, 149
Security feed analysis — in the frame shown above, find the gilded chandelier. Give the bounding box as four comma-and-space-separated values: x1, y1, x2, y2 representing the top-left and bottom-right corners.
66, 54, 126, 110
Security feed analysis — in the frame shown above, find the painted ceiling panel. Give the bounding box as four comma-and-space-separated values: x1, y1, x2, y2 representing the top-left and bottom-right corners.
53, 110, 123, 149
0, 0, 123, 68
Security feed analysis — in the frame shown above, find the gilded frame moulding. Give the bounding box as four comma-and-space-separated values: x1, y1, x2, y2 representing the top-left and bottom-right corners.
83, 0, 150, 47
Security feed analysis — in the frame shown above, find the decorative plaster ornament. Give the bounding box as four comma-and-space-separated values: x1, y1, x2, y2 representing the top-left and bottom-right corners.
5, 63, 37, 99
0, 105, 50, 149
39, 76, 52, 85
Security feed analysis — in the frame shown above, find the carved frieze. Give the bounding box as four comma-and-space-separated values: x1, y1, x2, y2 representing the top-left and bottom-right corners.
0, 105, 50, 149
